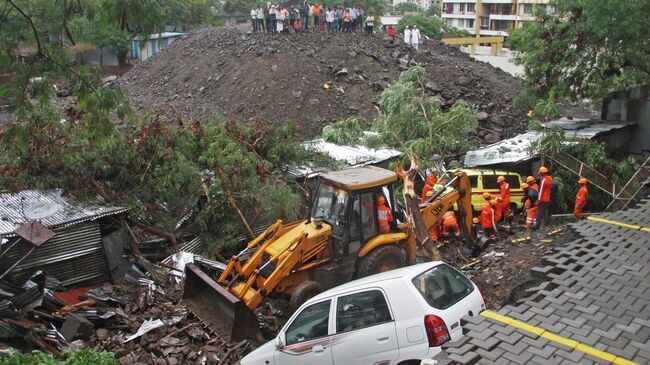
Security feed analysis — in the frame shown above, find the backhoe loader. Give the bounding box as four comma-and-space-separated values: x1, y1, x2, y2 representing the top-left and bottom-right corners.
183, 166, 473, 341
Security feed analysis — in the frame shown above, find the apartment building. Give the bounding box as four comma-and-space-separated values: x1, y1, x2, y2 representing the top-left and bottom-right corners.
441, 0, 551, 37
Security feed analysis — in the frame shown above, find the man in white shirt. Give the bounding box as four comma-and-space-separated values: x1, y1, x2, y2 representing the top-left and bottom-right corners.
251, 8, 257, 32
404, 26, 411, 46
411, 25, 421, 50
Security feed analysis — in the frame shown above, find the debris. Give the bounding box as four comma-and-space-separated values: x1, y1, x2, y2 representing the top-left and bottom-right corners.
461, 258, 482, 270
60, 313, 94, 342
119, 28, 527, 141
482, 251, 506, 258
541, 239, 554, 243
511, 236, 531, 243
547, 228, 563, 236
125, 319, 165, 343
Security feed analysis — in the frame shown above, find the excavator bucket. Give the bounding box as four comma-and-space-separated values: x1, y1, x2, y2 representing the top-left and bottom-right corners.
182, 264, 260, 341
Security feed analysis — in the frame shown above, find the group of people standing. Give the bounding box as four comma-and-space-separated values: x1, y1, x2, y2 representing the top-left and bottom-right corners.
251, 3, 375, 35
479, 166, 589, 238
403, 26, 422, 50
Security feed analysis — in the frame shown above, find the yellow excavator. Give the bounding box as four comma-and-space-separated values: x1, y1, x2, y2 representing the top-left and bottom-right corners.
183, 166, 473, 340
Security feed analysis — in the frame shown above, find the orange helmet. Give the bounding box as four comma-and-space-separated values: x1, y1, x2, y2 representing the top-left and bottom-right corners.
539, 166, 549, 174
579, 178, 588, 185
497, 176, 506, 183
526, 176, 536, 184
472, 217, 480, 224
425, 190, 434, 197
425, 175, 437, 185
489, 199, 498, 206
377, 195, 386, 205
482, 192, 492, 200
521, 183, 529, 189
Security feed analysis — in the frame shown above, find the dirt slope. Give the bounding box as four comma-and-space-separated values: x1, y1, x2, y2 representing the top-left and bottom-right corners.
120, 26, 526, 142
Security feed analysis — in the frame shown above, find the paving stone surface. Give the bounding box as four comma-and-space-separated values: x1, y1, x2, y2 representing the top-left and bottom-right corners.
435, 198, 650, 364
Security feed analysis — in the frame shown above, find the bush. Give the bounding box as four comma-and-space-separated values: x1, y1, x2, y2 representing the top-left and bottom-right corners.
0, 349, 117, 365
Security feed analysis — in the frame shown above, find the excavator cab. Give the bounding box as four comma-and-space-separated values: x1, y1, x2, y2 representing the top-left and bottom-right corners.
313, 167, 400, 258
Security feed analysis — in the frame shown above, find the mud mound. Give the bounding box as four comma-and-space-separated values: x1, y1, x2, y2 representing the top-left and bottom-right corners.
120, 26, 525, 142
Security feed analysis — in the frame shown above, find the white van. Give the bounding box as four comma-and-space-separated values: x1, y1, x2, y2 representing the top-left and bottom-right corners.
241, 261, 486, 365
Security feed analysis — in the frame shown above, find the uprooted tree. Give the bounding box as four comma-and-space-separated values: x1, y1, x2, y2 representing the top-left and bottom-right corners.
0, 0, 315, 252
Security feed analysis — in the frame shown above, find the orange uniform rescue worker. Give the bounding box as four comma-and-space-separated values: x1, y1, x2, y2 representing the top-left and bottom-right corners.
574, 178, 588, 218
526, 176, 539, 192
420, 171, 439, 204
377, 195, 393, 233
442, 211, 460, 237
497, 176, 511, 222
532, 166, 553, 229
481, 199, 498, 237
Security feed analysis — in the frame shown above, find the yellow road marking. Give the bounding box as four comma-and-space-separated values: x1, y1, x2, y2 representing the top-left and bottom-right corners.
587, 216, 650, 233
481, 310, 639, 365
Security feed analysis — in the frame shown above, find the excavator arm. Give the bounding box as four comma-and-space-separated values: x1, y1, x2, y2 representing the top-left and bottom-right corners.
419, 171, 473, 244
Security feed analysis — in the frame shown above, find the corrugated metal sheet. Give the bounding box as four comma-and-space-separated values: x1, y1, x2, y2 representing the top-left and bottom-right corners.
0, 189, 128, 237
2, 222, 109, 287
291, 138, 402, 178
464, 118, 634, 167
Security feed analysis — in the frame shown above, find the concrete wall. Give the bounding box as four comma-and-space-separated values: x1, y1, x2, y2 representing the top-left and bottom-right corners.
603, 85, 650, 154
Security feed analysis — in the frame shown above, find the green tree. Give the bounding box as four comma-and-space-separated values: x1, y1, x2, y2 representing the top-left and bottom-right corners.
508, 0, 650, 102
369, 66, 477, 166
393, 2, 424, 14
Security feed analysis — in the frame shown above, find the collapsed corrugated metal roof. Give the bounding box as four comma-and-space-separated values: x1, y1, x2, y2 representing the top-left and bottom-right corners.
464, 118, 633, 167
291, 138, 402, 178
0, 189, 128, 237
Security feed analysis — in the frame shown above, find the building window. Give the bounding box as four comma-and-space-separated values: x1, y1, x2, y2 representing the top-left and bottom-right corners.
468, 19, 474, 28
467, 3, 475, 13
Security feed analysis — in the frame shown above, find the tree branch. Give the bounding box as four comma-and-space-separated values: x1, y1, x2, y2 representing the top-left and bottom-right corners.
7, 0, 42, 57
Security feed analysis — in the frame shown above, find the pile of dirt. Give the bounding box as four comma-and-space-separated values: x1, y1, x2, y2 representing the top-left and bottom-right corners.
120, 26, 526, 142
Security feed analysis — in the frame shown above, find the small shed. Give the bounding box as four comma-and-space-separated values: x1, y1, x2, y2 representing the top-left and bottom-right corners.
0, 190, 129, 287
129, 32, 185, 62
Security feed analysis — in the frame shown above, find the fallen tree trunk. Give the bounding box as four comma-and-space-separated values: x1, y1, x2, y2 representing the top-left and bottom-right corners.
395, 152, 443, 261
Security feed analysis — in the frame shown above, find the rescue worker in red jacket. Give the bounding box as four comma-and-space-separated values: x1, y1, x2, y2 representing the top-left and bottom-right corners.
532, 166, 553, 229
481, 199, 498, 237
497, 176, 511, 222
441, 211, 460, 237
377, 195, 393, 233
420, 171, 438, 204
574, 178, 588, 218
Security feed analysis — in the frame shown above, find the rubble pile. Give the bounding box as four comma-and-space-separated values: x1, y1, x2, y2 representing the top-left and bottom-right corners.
120, 26, 527, 143
0, 259, 252, 365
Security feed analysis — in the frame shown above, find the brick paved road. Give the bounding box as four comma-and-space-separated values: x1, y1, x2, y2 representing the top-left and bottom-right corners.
435, 198, 650, 364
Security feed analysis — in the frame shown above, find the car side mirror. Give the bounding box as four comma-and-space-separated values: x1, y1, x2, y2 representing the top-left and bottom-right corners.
275, 335, 285, 349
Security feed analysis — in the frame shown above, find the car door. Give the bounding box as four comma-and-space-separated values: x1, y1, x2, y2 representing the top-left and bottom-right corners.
330, 289, 399, 365
274, 299, 334, 365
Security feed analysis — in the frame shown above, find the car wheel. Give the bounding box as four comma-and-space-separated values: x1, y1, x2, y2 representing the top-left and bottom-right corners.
289, 280, 322, 310
358, 245, 405, 277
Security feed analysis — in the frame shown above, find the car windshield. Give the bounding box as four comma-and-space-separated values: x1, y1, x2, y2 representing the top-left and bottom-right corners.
312, 183, 349, 229
412, 264, 474, 310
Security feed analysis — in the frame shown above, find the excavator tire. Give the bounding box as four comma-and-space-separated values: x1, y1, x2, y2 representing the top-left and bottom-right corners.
358, 245, 406, 278
289, 281, 323, 310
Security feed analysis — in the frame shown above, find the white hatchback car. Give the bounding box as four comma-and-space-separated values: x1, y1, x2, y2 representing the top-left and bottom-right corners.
241, 261, 486, 365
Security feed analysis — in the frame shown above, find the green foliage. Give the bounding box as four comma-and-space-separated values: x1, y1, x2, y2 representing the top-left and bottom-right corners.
397, 14, 469, 39
393, 2, 424, 14
321, 118, 364, 145
369, 66, 477, 167
397, 15, 443, 39
0, 348, 117, 365
508, 0, 650, 102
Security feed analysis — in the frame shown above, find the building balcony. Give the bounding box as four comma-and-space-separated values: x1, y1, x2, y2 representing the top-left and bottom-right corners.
441, 13, 477, 19
489, 14, 517, 20
441, 0, 477, 3
480, 29, 510, 36
481, 0, 515, 3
